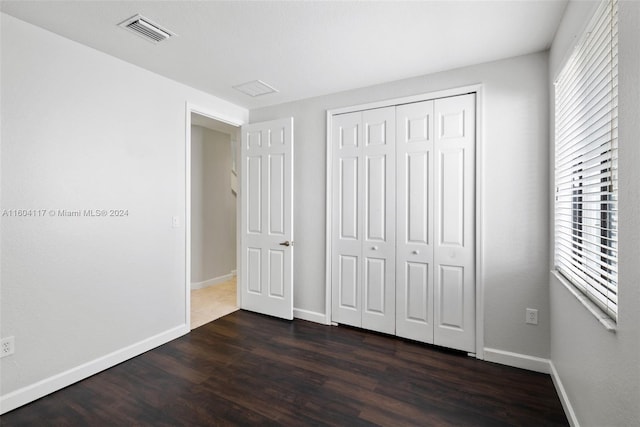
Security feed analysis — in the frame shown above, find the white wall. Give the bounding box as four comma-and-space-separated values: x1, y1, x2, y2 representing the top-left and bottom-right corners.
0, 13, 247, 412
190, 126, 236, 286
549, 1, 640, 425
251, 51, 551, 359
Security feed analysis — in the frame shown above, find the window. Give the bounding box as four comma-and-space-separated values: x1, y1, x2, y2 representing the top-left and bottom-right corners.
554, 0, 618, 320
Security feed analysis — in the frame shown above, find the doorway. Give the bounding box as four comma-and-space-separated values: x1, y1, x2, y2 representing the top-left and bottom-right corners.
188, 111, 241, 329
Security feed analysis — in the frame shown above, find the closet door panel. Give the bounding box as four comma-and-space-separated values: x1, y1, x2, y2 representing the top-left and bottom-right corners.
331, 112, 363, 327
405, 261, 429, 321
361, 107, 396, 335
338, 255, 359, 309
407, 152, 429, 244
433, 94, 476, 353
396, 101, 435, 343
438, 148, 465, 247
339, 157, 359, 240
438, 265, 464, 328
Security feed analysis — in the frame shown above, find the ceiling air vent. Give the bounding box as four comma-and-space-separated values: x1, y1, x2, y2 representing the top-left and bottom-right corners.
233, 80, 279, 97
118, 14, 174, 43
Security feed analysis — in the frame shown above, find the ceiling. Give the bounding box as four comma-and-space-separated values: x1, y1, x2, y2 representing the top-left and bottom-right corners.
1, 0, 568, 110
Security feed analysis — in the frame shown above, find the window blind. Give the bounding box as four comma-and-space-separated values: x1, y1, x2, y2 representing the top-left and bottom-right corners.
554, 0, 618, 320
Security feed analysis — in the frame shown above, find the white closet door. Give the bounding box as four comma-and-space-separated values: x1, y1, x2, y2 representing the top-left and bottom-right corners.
396, 100, 435, 343
361, 107, 396, 334
331, 112, 363, 327
433, 94, 476, 352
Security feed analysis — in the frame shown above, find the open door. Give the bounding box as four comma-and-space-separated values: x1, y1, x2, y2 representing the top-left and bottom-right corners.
240, 118, 294, 320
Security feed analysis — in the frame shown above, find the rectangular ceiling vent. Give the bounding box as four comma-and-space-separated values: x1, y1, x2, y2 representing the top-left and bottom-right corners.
233, 80, 279, 97
118, 14, 174, 43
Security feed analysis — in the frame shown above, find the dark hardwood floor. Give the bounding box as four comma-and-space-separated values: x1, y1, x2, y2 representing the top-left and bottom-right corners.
1, 310, 567, 426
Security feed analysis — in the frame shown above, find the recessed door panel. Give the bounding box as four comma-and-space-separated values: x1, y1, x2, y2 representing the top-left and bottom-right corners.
408, 152, 429, 244
339, 255, 358, 309
439, 149, 465, 247
364, 257, 386, 314
247, 156, 262, 234
247, 130, 262, 149
269, 154, 285, 235
270, 128, 285, 146
366, 155, 387, 241
366, 121, 388, 147
407, 116, 430, 143
437, 265, 464, 329
439, 110, 465, 139
247, 248, 261, 294
339, 123, 359, 149
406, 262, 429, 322
362, 254, 394, 334
340, 157, 359, 240
268, 249, 285, 298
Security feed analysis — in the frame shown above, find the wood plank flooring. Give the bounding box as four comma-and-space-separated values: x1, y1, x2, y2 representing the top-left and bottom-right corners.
1, 311, 568, 426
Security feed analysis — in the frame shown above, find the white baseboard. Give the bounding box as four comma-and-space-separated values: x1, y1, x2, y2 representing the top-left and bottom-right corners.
293, 308, 328, 325
483, 347, 551, 374
550, 361, 579, 427
191, 271, 236, 290
0, 325, 188, 415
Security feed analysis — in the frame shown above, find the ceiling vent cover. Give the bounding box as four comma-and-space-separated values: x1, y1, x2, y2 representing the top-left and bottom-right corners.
233, 80, 279, 97
118, 14, 174, 43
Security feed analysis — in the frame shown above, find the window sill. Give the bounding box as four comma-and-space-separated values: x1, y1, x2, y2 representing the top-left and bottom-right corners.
551, 270, 617, 332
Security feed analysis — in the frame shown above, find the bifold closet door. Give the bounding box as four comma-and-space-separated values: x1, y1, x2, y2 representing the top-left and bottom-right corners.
361, 107, 396, 334
396, 94, 476, 352
331, 107, 396, 334
433, 94, 475, 353
396, 100, 435, 343
331, 111, 362, 328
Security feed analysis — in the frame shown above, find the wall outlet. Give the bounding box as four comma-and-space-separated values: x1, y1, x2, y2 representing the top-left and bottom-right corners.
526, 308, 539, 325
172, 216, 180, 228
1, 336, 15, 358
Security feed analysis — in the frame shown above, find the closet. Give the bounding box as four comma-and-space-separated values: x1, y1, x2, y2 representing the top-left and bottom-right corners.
330, 93, 476, 353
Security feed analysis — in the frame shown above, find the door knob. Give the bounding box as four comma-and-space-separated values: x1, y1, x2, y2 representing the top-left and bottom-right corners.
412, 250, 420, 255
372, 245, 378, 250
279, 241, 291, 247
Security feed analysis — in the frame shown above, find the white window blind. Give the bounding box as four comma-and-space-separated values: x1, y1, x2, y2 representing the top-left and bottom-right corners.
555, 0, 618, 320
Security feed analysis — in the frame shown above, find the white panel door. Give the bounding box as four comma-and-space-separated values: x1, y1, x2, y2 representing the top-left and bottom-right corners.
361, 107, 396, 334
331, 107, 395, 334
240, 118, 294, 320
331, 111, 363, 327
396, 100, 435, 343
433, 94, 475, 352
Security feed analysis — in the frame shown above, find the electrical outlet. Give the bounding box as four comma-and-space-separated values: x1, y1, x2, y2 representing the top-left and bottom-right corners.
1, 336, 15, 358
172, 216, 180, 228
526, 308, 538, 325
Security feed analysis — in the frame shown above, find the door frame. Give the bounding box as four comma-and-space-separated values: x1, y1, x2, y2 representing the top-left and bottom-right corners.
324, 84, 485, 359
185, 103, 245, 330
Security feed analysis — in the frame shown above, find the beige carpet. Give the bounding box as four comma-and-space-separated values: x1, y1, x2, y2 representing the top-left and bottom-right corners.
191, 277, 239, 329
